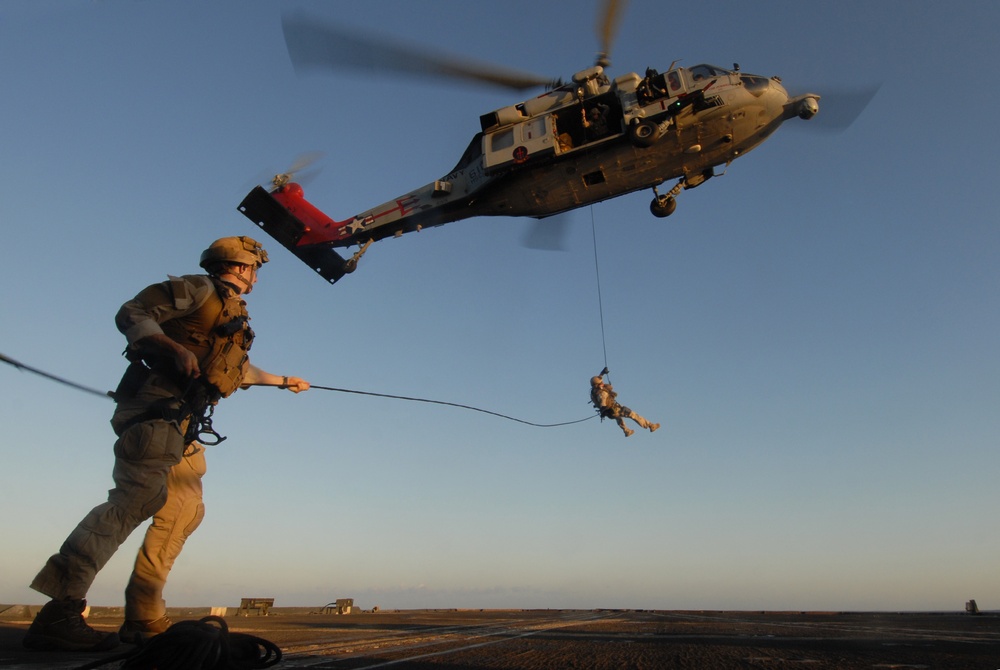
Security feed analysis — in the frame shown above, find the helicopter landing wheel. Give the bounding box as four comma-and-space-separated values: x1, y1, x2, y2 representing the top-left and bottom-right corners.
629, 118, 661, 148
650, 195, 677, 218
344, 239, 372, 274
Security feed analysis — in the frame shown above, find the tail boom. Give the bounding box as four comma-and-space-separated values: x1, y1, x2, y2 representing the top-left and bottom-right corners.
237, 183, 353, 284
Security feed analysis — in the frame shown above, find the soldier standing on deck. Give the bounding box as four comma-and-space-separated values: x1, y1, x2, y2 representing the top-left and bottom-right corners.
24, 236, 309, 651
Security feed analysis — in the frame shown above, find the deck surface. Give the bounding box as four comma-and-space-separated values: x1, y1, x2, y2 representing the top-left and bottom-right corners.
2, 607, 999, 668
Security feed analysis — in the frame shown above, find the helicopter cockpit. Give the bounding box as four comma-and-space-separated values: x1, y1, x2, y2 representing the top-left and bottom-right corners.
684, 64, 777, 99
631, 64, 737, 109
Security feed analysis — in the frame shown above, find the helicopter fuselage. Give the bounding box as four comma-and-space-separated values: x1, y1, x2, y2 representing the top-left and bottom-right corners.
239, 63, 819, 282
341, 63, 817, 232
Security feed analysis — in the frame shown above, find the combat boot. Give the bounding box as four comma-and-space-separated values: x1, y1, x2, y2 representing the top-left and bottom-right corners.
623, 428, 635, 437
119, 615, 172, 644
22, 598, 120, 652
649, 423, 660, 432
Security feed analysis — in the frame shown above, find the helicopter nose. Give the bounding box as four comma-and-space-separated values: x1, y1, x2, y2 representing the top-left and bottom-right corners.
763, 77, 821, 123
768, 77, 789, 102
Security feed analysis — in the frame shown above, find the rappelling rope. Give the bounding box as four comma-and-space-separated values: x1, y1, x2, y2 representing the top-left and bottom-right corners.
1, 352, 595, 428
259, 382, 595, 427
590, 206, 610, 377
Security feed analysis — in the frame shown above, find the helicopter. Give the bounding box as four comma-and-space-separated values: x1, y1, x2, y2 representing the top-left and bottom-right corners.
238, 2, 839, 284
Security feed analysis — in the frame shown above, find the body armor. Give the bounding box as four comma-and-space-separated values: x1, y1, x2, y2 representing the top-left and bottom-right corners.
126, 275, 253, 399
159, 275, 253, 398
591, 384, 628, 419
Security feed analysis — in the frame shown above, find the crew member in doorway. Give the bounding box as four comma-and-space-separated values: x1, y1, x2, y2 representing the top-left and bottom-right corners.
582, 102, 611, 140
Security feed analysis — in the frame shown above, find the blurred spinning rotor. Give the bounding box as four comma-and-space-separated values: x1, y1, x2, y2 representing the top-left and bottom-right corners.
270, 151, 324, 190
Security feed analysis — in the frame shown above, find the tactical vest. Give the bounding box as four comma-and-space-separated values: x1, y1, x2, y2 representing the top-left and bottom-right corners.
591, 385, 620, 418
157, 275, 254, 398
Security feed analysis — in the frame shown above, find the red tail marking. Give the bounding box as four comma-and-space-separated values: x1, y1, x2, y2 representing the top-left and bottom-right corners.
270, 183, 351, 245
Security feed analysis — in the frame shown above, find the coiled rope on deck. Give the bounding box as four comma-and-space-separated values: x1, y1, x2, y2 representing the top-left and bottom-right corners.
74, 615, 281, 670
1, 352, 595, 428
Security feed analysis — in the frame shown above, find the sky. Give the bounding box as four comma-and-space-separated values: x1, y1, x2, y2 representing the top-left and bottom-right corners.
1, 0, 998, 613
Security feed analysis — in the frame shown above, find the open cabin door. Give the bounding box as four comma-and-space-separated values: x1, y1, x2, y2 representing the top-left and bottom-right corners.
482, 114, 555, 173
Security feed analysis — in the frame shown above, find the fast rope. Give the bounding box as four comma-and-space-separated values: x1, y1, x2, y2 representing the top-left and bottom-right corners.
590, 206, 610, 375
1, 352, 595, 428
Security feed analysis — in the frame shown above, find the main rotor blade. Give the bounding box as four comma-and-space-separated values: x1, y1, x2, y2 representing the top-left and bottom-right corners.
595, 0, 627, 67
282, 13, 552, 91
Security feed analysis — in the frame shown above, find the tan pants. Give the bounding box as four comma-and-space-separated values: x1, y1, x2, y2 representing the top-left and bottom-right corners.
30, 418, 185, 602
125, 445, 206, 621
30, 381, 204, 614
612, 406, 654, 434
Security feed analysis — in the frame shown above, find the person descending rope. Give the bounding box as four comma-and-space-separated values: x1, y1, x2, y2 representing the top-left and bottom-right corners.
590, 368, 659, 437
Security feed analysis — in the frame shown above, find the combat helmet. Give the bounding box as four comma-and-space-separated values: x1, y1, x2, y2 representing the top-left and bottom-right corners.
199, 236, 269, 271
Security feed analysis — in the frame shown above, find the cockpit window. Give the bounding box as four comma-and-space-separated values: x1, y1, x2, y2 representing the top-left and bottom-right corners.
689, 64, 731, 82
740, 75, 770, 96
666, 70, 681, 92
